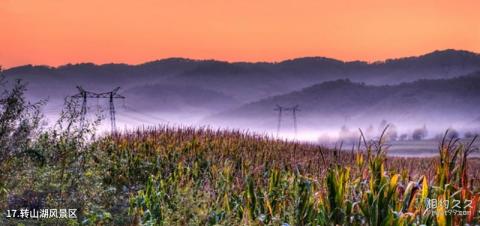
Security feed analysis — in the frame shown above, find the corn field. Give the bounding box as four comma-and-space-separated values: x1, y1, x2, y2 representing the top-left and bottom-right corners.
105, 127, 478, 225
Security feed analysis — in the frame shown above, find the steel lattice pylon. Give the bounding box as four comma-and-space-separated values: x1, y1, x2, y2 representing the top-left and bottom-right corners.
274, 104, 300, 138
71, 86, 125, 133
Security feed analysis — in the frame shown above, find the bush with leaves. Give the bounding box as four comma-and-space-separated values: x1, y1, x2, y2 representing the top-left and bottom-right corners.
0, 76, 44, 207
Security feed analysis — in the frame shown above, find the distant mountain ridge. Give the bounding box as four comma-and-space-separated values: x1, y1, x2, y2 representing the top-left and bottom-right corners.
2, 49, 480, 128
207, 71, 480, 133
4, 49, 480, 101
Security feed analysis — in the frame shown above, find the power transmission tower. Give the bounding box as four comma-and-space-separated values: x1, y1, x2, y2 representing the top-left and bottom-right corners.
274, 105, 283, 137
274, 104, 300, 138
291, 105, 299, 136
71, 86, 125, 133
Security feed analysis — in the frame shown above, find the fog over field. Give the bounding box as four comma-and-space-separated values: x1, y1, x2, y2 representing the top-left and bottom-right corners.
3, 49, 480, 148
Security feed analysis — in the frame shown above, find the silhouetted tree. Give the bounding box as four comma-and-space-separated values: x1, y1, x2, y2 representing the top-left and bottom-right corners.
446, 129, 459, 139
0, 77, 44, 202
412, 125, 428, 140
399, 134, 408, 141
464, 131, 479, 139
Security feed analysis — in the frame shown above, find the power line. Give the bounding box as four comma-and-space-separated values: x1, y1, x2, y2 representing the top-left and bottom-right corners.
120, 104, 168, 122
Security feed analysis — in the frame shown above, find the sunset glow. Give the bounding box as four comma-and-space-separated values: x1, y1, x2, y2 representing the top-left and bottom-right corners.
1, 0, 479, 68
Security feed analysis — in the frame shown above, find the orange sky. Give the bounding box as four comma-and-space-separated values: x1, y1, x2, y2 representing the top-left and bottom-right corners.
1, 0, 479, 68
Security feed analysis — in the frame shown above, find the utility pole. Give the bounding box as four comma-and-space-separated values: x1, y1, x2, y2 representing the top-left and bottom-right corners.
274, 104, 300, 138
71, 86, 125, 133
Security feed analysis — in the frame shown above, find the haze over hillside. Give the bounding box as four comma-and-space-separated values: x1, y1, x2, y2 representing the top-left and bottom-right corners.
207, 71, 480, 139
2, 49, 480, 139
